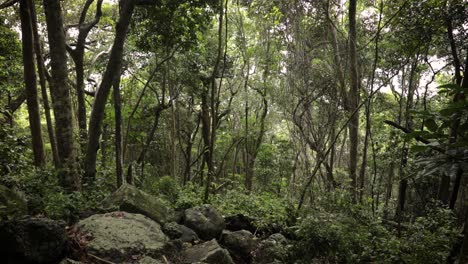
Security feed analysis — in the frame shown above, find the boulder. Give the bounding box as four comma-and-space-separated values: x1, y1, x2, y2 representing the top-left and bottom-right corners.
162, 222, 199, 243
59, 259, 83, 264
220, 230, 258, 263
76, 212, 168, 262
182, 239, 234, 264
0, 184, 27, 220
183, 205, 225, 240
252, 233, 289, 264
101, 184, 172, 224
136, 256, 165, 264
0, 216, 68, 263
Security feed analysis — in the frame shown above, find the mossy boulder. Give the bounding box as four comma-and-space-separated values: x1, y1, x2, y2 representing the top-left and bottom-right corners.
252, 233, 289, 264
183, 204, 225, 240
220, 229, 258, 263
101, 184, 172, 224
162, 222, 199, 243
0, 184, 27, 220
182, 239, 234, 264
0, 216, 68, 263
77, 212, 169, 262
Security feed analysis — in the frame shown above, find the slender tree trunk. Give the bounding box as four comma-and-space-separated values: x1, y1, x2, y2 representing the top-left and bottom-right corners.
113, 75, 124, 187
84, 0, 136, 186
43, 0, 80, 191
20, 0, 46, 167
449, 54, 467, 208
348, 0, 360, 203
69, 0, 104, 148
396, 56, 418, 228
29, 0, 59, 167
203, 0, 225, 201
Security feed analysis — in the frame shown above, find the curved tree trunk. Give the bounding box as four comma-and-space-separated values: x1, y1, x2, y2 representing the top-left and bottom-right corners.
83, 0, 136, 186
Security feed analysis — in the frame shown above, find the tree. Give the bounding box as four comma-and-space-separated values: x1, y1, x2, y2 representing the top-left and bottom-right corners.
83, 0, 136, 186
19, 0, 46, 167
43, 0, 80, 191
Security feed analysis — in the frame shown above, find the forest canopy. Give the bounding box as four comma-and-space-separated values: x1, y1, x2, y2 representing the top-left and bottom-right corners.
0, 0, 467, 263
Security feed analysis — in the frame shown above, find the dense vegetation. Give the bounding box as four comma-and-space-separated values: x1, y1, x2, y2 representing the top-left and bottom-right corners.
0, 0, 467, 263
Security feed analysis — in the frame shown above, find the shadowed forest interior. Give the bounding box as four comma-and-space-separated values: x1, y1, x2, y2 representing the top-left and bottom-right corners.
0, 0, 468, 263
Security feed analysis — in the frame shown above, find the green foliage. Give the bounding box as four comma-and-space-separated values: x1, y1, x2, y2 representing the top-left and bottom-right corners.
0, 126, 29, 181
400, 203, 458, 263
212, 187, 291, 230
292, 203, 457, 264
175, 182, 205, 209
171, 182, 291, 230
144, 175, 180, 203
292, 211, 401, 263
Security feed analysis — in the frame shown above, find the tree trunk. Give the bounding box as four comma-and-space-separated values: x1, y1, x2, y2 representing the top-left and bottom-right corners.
43, 0, 80, 191
348, 0, 360, 203
29, 0, 59, 168
113, 75, 124, 187
84, 0, 136, 186
449, 54, 468, 209
68, 0, 104, 147
20, 0, 46, 167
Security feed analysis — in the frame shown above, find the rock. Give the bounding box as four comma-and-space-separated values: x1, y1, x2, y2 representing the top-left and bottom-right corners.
0, 216, 68, 263
220, 230, 258, 263
137, 256, 165, 264
59, 258, 83, 264
182, 239, 234, 264
225, 214, 257, 233
162, 222, 199, 243
252, 233, 289, 264
0, 184, 27, 220
101, 184, 172, 224
183, 204, 225, 240
77, 212, 168, 262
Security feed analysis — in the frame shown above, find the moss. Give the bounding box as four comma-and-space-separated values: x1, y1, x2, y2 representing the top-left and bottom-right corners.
101, 184, 173, 224
77, 212, 168, 261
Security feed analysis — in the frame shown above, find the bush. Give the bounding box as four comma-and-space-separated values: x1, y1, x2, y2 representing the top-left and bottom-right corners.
292, 212, 401, 263
211, 187, 292, 230
400, 203, 457, 263
292, 202, 457, 264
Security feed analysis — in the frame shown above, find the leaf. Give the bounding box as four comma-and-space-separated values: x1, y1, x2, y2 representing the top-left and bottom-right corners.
425, 119, 438, 132
411, 144, 428, 153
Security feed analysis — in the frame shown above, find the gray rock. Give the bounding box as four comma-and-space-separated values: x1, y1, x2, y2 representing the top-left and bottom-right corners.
77, 212, 168, 262
0, 216, 68, 263
162, 222, 199, 243
252, 233, 289, 264
59, 258, 83, 264
0, 184, 27, 220
182, 239, 234, 264
101, 184, 173, 224
220, 229, 258, 262
183, 204, 225, 240
135, 256, 165, 264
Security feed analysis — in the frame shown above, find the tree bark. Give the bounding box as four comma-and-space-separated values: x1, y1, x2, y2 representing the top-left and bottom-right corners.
43, 0, 80, 191
113, 75, 124, 187
348, 0, 360, 203
68, 0, 104, 147
84, 0, 136, 186
20, 0, 46, 167
29, 0, 59, 168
